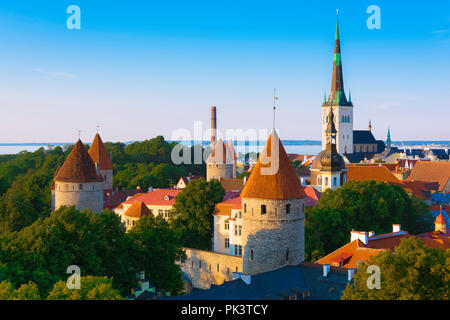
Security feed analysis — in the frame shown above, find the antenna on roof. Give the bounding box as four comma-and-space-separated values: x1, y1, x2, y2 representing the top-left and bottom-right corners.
273, 88, 279, 130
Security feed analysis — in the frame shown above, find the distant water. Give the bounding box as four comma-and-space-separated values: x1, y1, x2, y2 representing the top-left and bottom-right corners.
0, 140, 448, 156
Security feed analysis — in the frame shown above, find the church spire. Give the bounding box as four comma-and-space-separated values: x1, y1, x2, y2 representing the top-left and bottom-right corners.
386, 127, 392, 149
324, 10, 351, 107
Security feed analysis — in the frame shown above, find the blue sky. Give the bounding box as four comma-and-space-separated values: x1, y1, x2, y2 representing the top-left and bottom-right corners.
0, 0, 449, 143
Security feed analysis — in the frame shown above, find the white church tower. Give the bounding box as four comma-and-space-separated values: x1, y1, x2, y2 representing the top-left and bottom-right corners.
321, 11, 353, 154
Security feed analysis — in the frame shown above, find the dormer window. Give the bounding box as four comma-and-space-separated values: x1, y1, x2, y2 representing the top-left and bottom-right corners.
163, 195, 170, 201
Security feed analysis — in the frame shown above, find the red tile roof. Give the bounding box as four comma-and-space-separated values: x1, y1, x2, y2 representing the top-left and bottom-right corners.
304, 186, 321, 207
213, 197, 242, 216
123, 189, 181, 206
55, 140, 103, 183
241, 131, 306, 200
406, 161, 450, 192
88, 133, 113, 171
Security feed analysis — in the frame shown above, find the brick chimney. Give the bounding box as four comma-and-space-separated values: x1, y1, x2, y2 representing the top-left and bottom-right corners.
211, 106, 217, 145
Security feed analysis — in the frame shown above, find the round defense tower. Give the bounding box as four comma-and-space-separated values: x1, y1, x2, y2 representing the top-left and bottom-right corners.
241, 131, 306, 275
54, 140, 104, 213
206, 138, 234, 181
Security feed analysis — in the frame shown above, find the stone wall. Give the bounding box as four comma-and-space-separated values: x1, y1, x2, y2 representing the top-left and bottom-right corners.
241, 197, 305, 275
181, 248, 243, 289
54, 181, 104, 213
100, 169, 113, 190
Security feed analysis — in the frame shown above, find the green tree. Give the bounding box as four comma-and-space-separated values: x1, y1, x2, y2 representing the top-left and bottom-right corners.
0, 280, 41, 300
128, 215, 185, 295
47, 276, 123, 300
170, 178, 225, 250
0, 206, 138, 297
342, 237, 450, 300
306, 181, 433, 260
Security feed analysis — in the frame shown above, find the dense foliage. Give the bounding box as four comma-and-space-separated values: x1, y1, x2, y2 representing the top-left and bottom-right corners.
0, 206, 184, 298
170, 178, 225, 250
341, 237, 450, 300
305, 180, 433, 261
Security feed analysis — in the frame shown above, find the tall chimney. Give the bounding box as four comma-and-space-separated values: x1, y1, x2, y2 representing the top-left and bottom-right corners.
211, 106, 217, 145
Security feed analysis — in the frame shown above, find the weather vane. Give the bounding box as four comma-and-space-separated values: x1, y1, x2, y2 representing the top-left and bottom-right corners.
273, 88, 279, 130
97, 122, 100, 133
78, 130, 81, 140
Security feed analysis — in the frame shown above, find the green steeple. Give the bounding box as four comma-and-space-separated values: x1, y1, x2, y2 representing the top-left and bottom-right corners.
386, 127, 392, 149
323, 10, 352, 107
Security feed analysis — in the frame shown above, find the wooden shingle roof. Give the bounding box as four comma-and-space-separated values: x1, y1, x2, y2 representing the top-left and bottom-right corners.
54, 140, 103, 183
88, 133, 113, 171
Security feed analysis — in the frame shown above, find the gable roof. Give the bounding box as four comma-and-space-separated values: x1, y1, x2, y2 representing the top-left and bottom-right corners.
241, 130, 306, 200
353, 130, 378, 144
406, 161, 450, 192
123, 201, 153, 218
213, 197, 242, 216
88, 133, 113, 171
346, 165, 406, 187
55, 140, 103, 183
220, 178, 245, 192
123, 189, 181, 206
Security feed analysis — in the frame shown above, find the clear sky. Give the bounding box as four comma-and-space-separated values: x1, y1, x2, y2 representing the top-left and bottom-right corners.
0, 0, 449, 143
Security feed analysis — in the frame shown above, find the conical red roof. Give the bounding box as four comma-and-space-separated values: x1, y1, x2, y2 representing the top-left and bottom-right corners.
55, 140, 103, 183
88, 133, 113, 170
241, 131, 306, 199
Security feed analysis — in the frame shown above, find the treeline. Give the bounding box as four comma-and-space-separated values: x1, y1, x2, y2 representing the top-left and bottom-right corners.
0, 136, 207, 233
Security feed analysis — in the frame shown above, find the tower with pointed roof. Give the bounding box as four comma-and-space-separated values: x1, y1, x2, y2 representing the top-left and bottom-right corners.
322, 11, 353, 154
88, 133, 114, 190
54, 140, 104, 213
240, 130, 306, 275
311, 109, 347, 191
206, 107, 236, 181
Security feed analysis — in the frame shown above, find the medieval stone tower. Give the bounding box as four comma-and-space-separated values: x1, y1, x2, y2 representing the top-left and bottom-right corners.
88, 133, 114, 191
322, 12, 353, 154
206, 106, 236, 181
240, 130, 306, 275
53, 140, 104, 213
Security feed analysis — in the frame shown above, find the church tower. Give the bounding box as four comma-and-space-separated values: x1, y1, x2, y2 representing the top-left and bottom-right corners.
54, 140, 104, 213
241, 130, 306, 275
311, 109, 347, 191
322, 11, 353, 154
88, 133, 114, 191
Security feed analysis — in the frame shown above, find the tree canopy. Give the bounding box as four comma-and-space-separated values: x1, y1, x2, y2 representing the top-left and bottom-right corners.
341, 237, 450, 300
170, 178, 225, 250
305, 180, 433, 261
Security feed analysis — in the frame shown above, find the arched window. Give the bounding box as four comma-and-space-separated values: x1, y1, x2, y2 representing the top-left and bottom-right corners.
261, 205, 266, 215
251, 249, 254, 261
325, 177, 329, 185
286, 204, 291, 214
333, 177, 337, 186
244, 203, 247, 213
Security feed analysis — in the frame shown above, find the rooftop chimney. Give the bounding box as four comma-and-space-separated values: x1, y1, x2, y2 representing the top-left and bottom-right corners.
350, 231, 368, 245
392, 224, 401, 233
368, 231, 375, 237
211, 106, 217, 145
323, 264, 331, 277
348, 268, 355, 282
